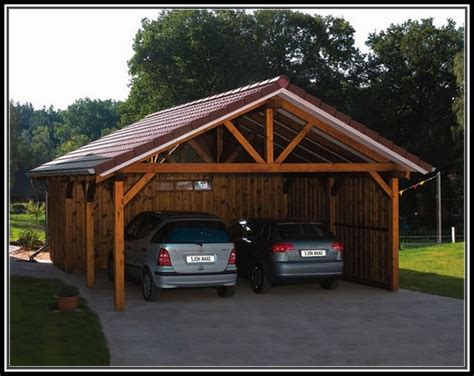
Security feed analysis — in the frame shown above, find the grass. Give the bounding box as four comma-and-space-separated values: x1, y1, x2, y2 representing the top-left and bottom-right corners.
10, 276, 110, 366
399, 242, 465, 299
9, 213, 46, 243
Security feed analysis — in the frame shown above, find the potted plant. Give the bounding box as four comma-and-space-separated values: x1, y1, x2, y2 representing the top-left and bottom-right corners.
55, 284, 80, 311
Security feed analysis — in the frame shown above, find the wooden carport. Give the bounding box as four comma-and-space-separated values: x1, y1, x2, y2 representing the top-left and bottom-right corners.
30, 76, 434, 311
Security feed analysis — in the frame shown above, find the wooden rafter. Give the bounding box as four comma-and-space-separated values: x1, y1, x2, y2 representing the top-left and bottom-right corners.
279, 101, 389, 163
123, 173, 156, 206
368, 171, 392, 198
223, 120, 265, 163
224, 131, 258, 163
121, 162, 403, 174
275, 121, 313, 163
187, 138, 213, 163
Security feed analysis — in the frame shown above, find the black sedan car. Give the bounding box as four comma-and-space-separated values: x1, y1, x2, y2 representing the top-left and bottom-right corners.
228, 218, 344, 293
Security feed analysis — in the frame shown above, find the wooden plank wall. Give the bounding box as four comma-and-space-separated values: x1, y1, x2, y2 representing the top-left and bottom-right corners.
287, 176, 327, 220
288, 176, 391, 288
334, 177, 390, 288
47, 177, 86, 272
48, 174, 287, 273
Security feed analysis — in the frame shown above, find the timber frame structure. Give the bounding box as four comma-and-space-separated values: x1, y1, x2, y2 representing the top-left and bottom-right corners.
30, 76, 433, 311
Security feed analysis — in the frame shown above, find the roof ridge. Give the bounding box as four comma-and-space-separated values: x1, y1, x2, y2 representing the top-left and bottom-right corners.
144, 75, 289, 119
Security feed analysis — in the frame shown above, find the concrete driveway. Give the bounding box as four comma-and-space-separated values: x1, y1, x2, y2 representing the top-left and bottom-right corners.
10, 257, 465, 368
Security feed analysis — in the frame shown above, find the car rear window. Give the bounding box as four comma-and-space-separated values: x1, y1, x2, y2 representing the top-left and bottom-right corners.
159, 220, 230, 244
277, 223, 333, 240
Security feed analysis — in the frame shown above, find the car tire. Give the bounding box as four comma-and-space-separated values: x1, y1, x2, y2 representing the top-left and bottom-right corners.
320, 279, 340, 290
107, 253, 114, 281
217, 285, 236, 298
250, 263, 271, 294
142, 269, 161, 302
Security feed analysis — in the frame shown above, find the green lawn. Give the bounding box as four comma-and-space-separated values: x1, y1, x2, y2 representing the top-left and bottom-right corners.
9, 213, 46, 243
10, 276, 110, 366
399, 242, 465, 299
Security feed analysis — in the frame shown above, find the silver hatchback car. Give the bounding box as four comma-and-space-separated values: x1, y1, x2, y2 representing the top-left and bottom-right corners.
108, 211, 237, 301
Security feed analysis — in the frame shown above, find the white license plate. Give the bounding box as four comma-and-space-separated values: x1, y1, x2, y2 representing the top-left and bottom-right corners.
300, 250, 326, 257
186, 255, 215, 263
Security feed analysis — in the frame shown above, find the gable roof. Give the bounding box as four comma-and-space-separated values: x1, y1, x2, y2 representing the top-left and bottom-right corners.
30, 76, 434, 177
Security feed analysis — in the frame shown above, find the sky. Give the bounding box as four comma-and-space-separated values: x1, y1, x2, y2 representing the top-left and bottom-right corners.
8, 6, 466, 111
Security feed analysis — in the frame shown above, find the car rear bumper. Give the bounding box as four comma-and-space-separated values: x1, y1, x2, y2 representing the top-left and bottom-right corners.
153, 270, 237, 288
272, 261, 343, 280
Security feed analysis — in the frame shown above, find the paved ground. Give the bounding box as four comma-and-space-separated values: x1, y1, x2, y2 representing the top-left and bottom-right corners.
9, 257, 465, 368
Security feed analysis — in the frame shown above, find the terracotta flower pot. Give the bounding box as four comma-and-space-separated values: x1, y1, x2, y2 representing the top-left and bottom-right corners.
56, 295, 79, 311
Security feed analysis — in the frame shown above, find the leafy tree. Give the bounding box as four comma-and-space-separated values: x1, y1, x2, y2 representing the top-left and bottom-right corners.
56, 98, 120, 145
121, 9, 363, 126
55, 134, 91, 157
357, 19, 463, 174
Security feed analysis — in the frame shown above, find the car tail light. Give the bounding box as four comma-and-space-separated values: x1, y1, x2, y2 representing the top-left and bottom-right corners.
332, 242, 344, 252
272, 242, 295, 253
157, 248, 172, 266
228, 248, 236, 265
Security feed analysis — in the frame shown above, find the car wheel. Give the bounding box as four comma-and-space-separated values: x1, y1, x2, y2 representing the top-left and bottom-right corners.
142, 269, 161, 302
107, 254, 114, 281
320, 279, 340, 290
217, 285, 236, 298
250, 263, 271, 294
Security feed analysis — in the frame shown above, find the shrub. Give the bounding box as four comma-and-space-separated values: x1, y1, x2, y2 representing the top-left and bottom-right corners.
25, 200, 46, 226
10, 203, 27, 214
18, 227, 42, 249
56, 285, 80, 297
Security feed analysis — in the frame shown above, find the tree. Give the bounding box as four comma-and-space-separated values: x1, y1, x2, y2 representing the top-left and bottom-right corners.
121, 9, 363, 126
358, 19, 464, 174
56, 98, 120, 145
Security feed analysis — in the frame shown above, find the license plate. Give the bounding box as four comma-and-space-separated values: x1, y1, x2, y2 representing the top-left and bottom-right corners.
300, 250, 326, 257
186, 255, 215, 263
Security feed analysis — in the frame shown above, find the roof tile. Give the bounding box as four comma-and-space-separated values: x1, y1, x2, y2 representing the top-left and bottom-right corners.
304, 93, 322, 107
319, 102, 337, 116
287, 84, 306, 98
335, 111, 352, 125
349, 119, 366, 133
363, 128, 380, 141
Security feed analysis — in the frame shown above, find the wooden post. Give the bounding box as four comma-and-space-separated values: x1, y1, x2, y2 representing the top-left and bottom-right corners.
64, 181, 74, 272
328, 177, 336, 235
265, 107, 274, 163
216, 126, 223, 163
390, 178, 399, 291
84, 182, 96, 288
114, 180, 125, 311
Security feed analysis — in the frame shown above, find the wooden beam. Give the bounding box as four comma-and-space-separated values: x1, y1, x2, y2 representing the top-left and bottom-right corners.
223, 120, 265, 163
275, 121, 313, 163
369, 171, 392, 198
121, 162, 403, 174
114, 180, 125, 311
216, 126, 223, 163
389, 178, 399, 291
123, 173, 156, 206
224, 128, 258, 163
187, 139, 213, 163
265, 107, 274, 163
328, 177, 336, 235
279, 100, 389, 163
